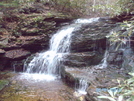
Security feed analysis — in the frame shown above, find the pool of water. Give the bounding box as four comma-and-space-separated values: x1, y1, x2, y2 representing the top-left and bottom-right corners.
0, 72, 84, 101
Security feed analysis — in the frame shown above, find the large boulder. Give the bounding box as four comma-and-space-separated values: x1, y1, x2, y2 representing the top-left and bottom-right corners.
62, 65, 128, 101
71, 19, 117, 52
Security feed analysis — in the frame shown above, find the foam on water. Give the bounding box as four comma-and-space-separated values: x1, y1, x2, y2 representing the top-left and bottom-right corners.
75, 17, 99, 23
20, 73, 56, 82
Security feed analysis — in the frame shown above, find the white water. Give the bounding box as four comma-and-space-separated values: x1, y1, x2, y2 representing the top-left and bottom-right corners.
75, 18, 99, 23
97, 50, 109, 68
77, 79, 88, 95
23, 18, 100, 81
20, 73, 56, 81
25, 27, 75, 77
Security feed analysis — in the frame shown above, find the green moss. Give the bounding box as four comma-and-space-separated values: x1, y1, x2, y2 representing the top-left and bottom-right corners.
0, 80, 9, 91
0, 1, 19, 7
0, 44, 7, 48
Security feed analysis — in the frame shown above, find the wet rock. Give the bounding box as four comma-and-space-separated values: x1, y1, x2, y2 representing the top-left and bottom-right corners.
0, 58, 8, 70
71, 20, 117, 52
0, 49, 7, 70
5, 49, 30, 60
11, 80, 17, 84
0, 12, 4, 18
107, 50, 123, 68
18, 3, 48, 14
0, 49, 5, 54
62, 66, 128, 101
63, 52, 103, 67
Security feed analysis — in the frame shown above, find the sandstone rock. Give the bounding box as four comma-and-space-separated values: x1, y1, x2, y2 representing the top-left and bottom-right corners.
5, 49, 30, 60
63, 52, 102, 67
0, 49, 5, 54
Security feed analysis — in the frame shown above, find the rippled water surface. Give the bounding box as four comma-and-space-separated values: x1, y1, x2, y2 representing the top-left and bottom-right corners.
0, 72, 83, 101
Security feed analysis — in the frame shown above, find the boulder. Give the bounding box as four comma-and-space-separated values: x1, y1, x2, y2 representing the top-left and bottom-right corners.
0, 49, 5, 54
71, 19, 117, 52
5, 49, 30, 60
61, 65, 128, 101
63, 52, 102, 67
107, 50, 123, 68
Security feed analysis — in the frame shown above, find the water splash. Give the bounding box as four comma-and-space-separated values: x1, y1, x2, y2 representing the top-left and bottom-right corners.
75, 18, 99, 24
20, 73, 56, 82
25, 27, 75, 77
75, 79, 88, 95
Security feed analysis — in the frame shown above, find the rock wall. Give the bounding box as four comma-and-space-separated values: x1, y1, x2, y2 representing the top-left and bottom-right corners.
0, 3, 74, 70
61, 18, 134, 101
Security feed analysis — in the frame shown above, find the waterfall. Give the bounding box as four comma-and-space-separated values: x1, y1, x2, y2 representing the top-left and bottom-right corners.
76, 79, 88, 95
97, 31, 132, 69
25, 27, 75, 77
97, 50, 109, 68
23, 18, 100, 81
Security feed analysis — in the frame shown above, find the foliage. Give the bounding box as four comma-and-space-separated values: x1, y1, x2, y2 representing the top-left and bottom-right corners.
106, 20, 134, 50
117, 0, 134, 14
98, 72, 134, 101
98, 19, 134, 101
0, 80, 9, 91
2, 0, 132, 17
0, 0, 19, 7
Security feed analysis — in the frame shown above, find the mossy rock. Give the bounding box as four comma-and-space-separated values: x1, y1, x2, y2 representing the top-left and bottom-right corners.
0, 80, 9, 91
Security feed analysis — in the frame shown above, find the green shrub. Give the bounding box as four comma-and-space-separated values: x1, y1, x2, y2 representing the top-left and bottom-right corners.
98, 72, 134, 101
6, 0, 133, 17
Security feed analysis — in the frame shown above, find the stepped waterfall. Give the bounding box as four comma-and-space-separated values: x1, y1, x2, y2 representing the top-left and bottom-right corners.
23, 18, 100, 94
25, 27, 75, 76
24, 18, 99, 77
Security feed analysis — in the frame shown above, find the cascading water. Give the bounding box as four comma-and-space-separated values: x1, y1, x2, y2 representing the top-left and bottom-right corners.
24, 18, 100, 81
97, 30, 132, 69
24, 27, 75, 79
76, 79, 88, 95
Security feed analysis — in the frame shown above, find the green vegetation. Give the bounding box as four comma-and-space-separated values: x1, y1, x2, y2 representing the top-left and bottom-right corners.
0, 0, 133, 17
12, 0, 134, 17
0, 0, 19, 7
98, 15, 134, 101
106, 20, 134, 50
98, 73, 134, 101
0, 80, 9, 91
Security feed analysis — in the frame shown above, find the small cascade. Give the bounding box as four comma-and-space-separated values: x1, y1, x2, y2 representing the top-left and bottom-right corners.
12, 61, 17, 72
97, 50, 109, 68
75, 79, 88, 95
24, 27, 75, 77
97, 30, 132, 69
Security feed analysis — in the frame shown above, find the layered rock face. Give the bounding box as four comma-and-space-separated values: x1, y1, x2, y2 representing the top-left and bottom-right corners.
61, 18, 134, 101
0, 3, 74, 70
